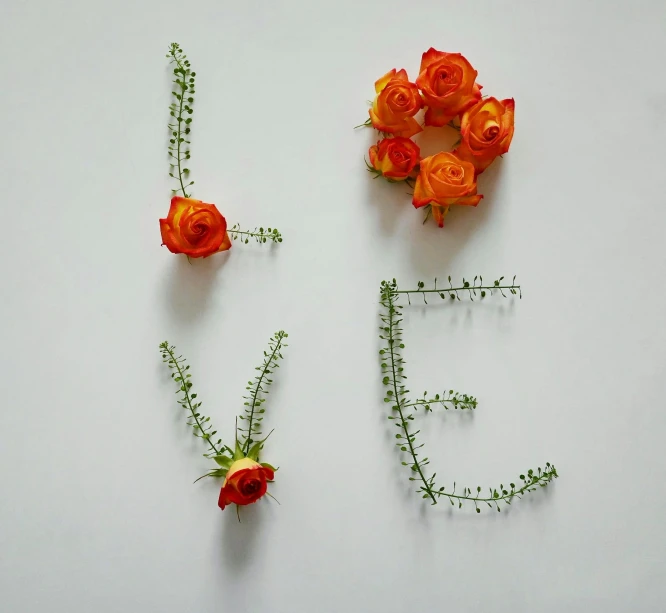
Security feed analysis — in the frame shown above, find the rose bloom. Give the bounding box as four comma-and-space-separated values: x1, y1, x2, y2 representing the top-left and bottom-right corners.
218, 457, 275, 510
412, 152, 482, 227
159, 196, 231, 258
368, 137, 420, 180
369, 69, 423, 138
416, 48, 481, 127
455, 97, 515, 174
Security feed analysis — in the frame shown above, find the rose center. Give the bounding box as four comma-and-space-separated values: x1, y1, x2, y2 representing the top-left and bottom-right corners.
439, 163, 464, 184
433, 65, 459, 96
240, 479, 261, 496
482, 122, 500, 141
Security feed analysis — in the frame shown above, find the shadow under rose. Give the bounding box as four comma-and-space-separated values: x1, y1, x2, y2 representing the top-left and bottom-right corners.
407, 158, 506, 278
364, 170, 412, 236
216, 499, 267, 574
362, 117, 509, 276
362, 123, 461, 237
161, 251, 231, 323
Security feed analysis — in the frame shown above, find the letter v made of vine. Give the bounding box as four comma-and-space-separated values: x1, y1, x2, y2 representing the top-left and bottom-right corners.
378, 276, 557, 513
159, 331, 288, 488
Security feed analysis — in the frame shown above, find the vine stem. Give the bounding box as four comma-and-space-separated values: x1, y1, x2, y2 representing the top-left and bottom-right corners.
394, 284, 520, 295
170, 50, 188, 198
162, 344, 220, 456
403, 399, 474, 410
427, 468, 557, 508
234, 231, 267, 239
385, 289, 437, 504
243, 332, 284, 455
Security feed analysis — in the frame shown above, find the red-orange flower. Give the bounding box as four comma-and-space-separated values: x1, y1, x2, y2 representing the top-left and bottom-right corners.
218, 458, 274, 510
159, 196, 231, 258
369, 69, 423, 138
455, 97, 515, 174
368, 137, 420, 180
416, 49, 481, 127
412, 151, 482, 227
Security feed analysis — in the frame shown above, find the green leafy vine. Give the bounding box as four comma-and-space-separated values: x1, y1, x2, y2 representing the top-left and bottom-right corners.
165, 43, 282, 244
239, 331, 288, 455
160, 331, 287, 477
379, 277, 557, 511
229, 224, 283, 245
159, 341, 228, 458
167, 43, 195, 198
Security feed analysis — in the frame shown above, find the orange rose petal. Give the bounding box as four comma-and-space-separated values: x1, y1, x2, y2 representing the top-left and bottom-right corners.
369, 107, 393, 133
424, 106, 457, 128
431, 204, 449, 227
412, 174, 433, 208
453, 194, 483, 207
217, 230, 232, 252
218, 492, 229, 510
393, 116, 423, 138
393, 68, 409, 82
159, 218, 178, 253
374, 69, 396, 94
419, 47, 446, 73
368, 144, 379, 169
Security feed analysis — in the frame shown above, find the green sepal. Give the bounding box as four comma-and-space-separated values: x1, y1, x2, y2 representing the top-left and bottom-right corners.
260, 462, 277, 472
193, 468, 227, 484
247, 441, 263, 461
247, 430, 274, 461
213, 455, 233, 469
233, 439, 245, 461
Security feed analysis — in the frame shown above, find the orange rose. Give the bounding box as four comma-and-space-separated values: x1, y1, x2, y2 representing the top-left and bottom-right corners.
218, 457, 274, 510
368, 137, 421, 180
412, 152, 482, 227
416, 48, 481, 127
369, 69, 423, 138
159, 196, 231, 258
455, 97, 515, 174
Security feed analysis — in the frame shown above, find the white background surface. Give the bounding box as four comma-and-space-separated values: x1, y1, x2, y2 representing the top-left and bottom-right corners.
1, 1, 665, 611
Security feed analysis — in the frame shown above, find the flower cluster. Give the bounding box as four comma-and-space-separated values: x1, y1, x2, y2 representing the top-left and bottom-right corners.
363, 48, 515, 227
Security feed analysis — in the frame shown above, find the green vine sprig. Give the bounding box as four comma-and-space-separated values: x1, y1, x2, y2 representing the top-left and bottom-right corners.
167, 43, 195, 198
165, 43, 282, 246
397, 275, 521, 305
379, 278, 557, 511
354, 118, 373, 129
238, 331, 288, 455
405, 390, 478, 412
159, 331, 287, 483
228, 224, 283, 245
159, 341, 228, 458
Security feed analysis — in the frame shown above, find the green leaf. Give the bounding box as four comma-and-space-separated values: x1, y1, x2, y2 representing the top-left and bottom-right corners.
213, 455, 233, 469
247, 440, 263, 461
193, 468, 227, 483
233, 439, 245, 461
